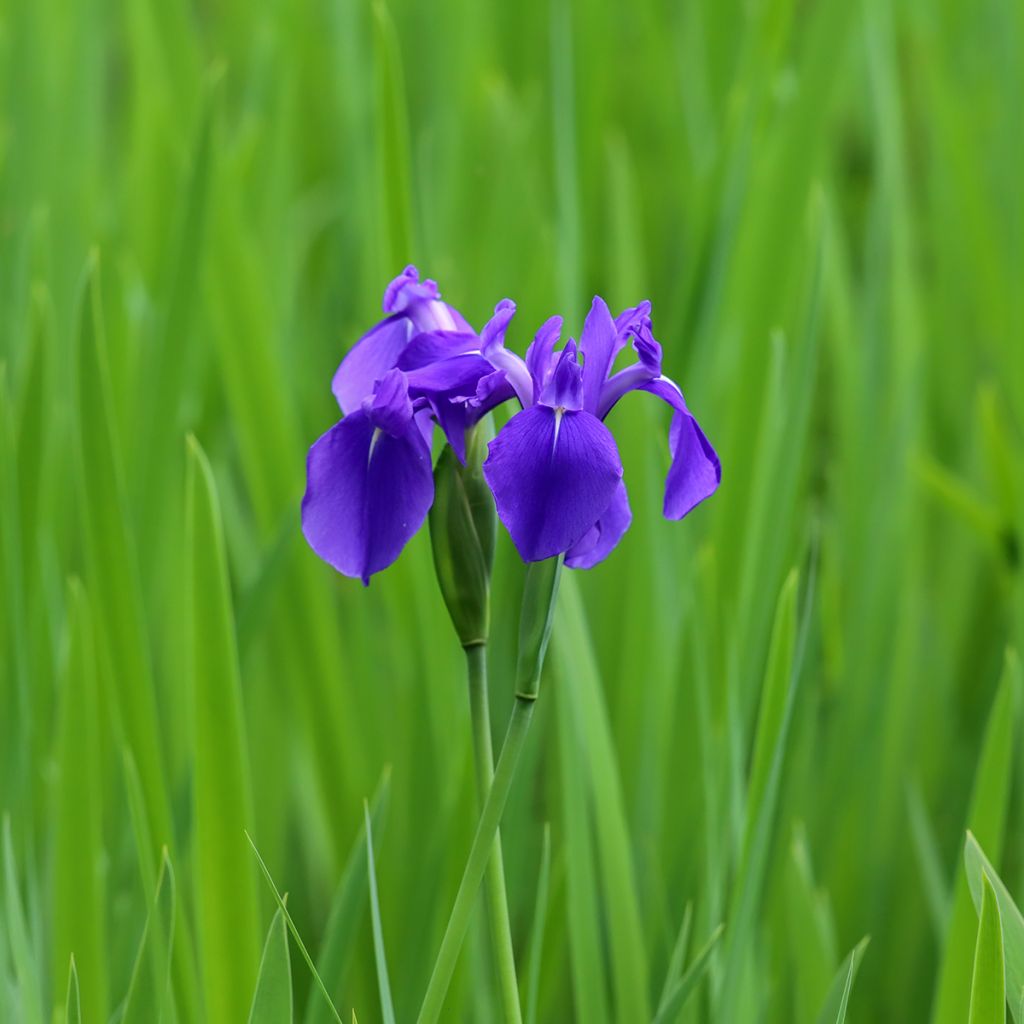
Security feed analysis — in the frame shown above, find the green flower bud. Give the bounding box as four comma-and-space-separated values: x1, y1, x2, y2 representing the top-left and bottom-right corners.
429, 422, 497, 647
514, 555, 563, 700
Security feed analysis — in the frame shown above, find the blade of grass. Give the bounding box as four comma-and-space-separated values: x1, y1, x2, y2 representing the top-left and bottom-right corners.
185, 435, 261, 1021
73, 252, 171, 850
66, 956, 81, 1024
523, 823, 552, 1024
553, 573, 651, 1022
305, 769, 392, 1024
247, 832, 345, 1024
970, 874, 1006, 1024
249, 907, 293, 1024
121, 850, 176, 1024
651, 924, 724, 1024
655, 902, 693, 1015
964, 833, 1024, 1021
813, 938, 870, 1024
365, 801, 397, 1024
718, 568, 805, 1020
51, 580, 107, 1024
933, 650, 1021, 1023
2, 817, 44, 1024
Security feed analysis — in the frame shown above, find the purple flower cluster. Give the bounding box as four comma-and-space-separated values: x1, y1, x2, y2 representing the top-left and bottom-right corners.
302, 266, 720, 584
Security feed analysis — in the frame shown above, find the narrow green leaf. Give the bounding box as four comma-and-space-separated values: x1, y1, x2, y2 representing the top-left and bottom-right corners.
186, 434, 261, 1022
970, 875, 1007, 1024
52, 580, 107, 1024
73, 253, 171, 849
718, 569, 803, 1019
651, 924, 724, 1024
523, 823, 553, 1024
248, 833, 345, 1024
305, 770, 392, 1024
655, 902, 693, 1016
553, 574, 650, 1022
785, 825, 838, 1023
66, 956, 81, 1024
2, 817, 44, 1024
813, 937, 870, 1024
121, 850, 176, 1024
365, 801, 397, 1024
249, 908, 293, 1024
964, 833, 1024, 1021
933, 650, 1020, 1024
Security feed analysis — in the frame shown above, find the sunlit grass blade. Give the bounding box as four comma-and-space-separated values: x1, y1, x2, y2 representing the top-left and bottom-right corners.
933, 650, 1021, 1023
121, 850, 176, 1024
51, 580, 107, 1024
651, 923, 724, 1024
523, 823, 552, 1024
2, 816, 44, 1024
247, 832, 345, 1024
249, 907, 293, 1024
306, 769, 392, 1024
185, 434, 261, 1021
365, 801, 397, 1024
964, 834, 1024, 1022
970, 875, 1006, 1024
814, 938, 869, 1024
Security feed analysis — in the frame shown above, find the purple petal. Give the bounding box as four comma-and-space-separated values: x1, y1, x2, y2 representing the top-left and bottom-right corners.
526, 316, 562, 394
579, 296, 618, 414
483, 405, 623, 562
480, 299, 516, 351
362, 368, 414, 435
301, 411, 434, 584
565, 479, 632, 569
406, 354, 507, 462
641, 378, 721, 519
405, 353, 495, 396
538, 340, 584, 411
331, 315, 411, 414
382, 265, 468, 333
397, 330, 478, 370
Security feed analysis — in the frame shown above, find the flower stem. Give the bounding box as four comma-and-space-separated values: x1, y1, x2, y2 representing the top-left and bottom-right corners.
465, 643, 523, 1024
416, 693, 536, 1024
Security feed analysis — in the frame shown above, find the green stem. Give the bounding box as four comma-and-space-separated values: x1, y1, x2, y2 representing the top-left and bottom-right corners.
417, 695, 536, 1024
465, 644, 523, 1024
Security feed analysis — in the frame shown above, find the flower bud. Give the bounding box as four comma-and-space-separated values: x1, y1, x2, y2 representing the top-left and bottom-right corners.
429, 422, 497, 647
514, 555, 563, 700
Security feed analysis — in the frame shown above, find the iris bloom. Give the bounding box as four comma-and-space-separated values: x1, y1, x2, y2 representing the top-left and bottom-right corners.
302, 268, 719, 583
480, 296, 720, 567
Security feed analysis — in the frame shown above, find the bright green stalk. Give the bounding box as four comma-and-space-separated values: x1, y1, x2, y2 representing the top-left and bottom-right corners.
465, 643, 523, 1024
416, 694, 536, 1024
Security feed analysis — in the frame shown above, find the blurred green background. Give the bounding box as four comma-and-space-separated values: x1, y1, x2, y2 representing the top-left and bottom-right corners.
1, 0, 1023, 1020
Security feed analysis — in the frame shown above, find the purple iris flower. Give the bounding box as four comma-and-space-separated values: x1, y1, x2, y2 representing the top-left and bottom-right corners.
303, 267, 510, 584
302, 268, 719, 585
480, 296, 720, 568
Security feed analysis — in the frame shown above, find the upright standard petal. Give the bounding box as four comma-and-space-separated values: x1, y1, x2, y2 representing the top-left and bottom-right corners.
483, 405, 623, 562
331, 315, 411, 414
565, 479, 632, 569
641, 378, 721, 519
301, 411, 434, 584
579, 296, 619, 414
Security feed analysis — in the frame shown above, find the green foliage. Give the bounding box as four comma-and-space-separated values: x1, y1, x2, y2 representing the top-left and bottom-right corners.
1, 0, 1023, 1020
969, 876, 1006, 1024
